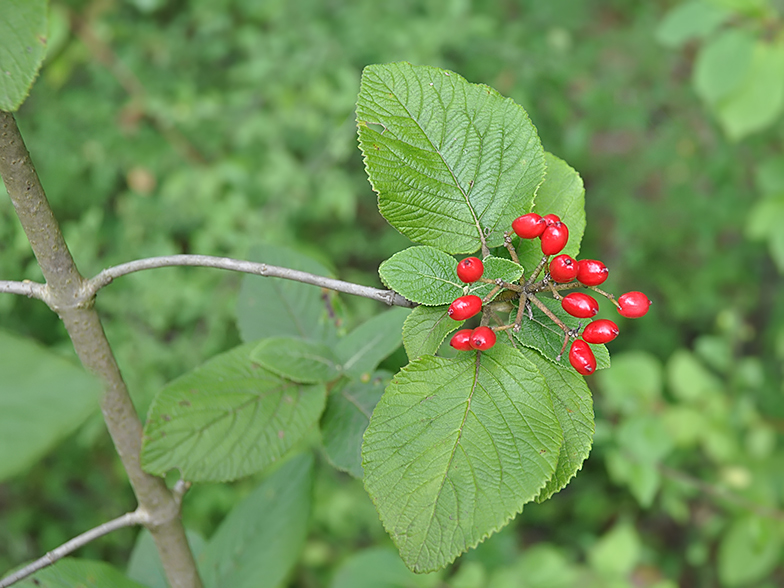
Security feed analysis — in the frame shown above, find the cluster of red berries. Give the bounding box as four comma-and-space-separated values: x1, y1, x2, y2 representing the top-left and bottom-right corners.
446, 212, 651, 377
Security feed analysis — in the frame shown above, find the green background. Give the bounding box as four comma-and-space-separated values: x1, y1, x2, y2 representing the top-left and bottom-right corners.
2, 0, 783, 586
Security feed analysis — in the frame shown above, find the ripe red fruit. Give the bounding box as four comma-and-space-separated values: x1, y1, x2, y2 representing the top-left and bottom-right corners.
561, 292, 599, 318
582, 319, 619, 344
456, 257, 484, 283
617, 291, 651, 318
541, 222, 569, 256
549, 254, 578, 283
543, 214, 561, 226
569, 339, 596, 375
449, 329, 474, 351
512, 213, 547, 239
470, 326, 496, 350
448, 295, 483, 321
576, 259, 609, 286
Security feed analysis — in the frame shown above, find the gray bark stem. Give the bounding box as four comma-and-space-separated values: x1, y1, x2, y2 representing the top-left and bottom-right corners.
0, 110, 203, 588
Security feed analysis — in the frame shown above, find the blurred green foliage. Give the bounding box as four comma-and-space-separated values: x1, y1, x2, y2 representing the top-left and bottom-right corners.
2, 0, 784, 586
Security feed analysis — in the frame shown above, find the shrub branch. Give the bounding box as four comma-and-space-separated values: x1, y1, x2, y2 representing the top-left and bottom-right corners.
0, 110, 204, 588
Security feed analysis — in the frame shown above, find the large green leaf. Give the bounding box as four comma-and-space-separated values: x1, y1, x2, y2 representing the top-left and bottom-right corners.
510, 297, 610, 370
402, 305, 461, 360
357, 62, 545, 254
336, 308, 410, 379
141, 344, 326, 482
378, 246, 463, 306
0, 330, 101, 482
0, 0, 48, 111
516, 153, 585, 273
320, 371, 390, 478
520, 349, 594, 502
362, 344, 562, 572
201, 454, 313, 588
714, 39, 784, 140
236, 243, 337, 343
250, 337, 341, 383
16, 558, 148, 588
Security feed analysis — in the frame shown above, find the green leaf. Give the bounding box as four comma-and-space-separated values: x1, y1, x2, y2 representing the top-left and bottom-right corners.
201, 454, 313, 588
693, 28, 755, 106
127, 529, 206, 588
362, 344, 561, 572
336, 308, 410, 379
0, 330, 101, 482
655, 0, 731, 49
330, 548, 441, 588
465, 256, 524, 301
141, 344, 326, 482
251, 337, 341, 383
596, 351, 663, 415
718, 516, 783, 587
510, 297, 610, 370
520, 350, 594, 503
236, 243, 337, 343
0, 0, 48, 111
605, 449, 661, 508
378, 246, 463, 305
516, 153, 585, 273
321, 371, 390, 478
714, 40, 784, 140
402, 305, 461, 360
16, 558, 148, 588
587, 523, 642, 577
357, 62, 545, 254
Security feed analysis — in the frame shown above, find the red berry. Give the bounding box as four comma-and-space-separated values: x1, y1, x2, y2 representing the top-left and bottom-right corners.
470, 326, 496, 350
617, 291, 651, 318
569, 339, 596, 375
561, 292, 599, 318
512, 213, 547, 239
582, 319, 619, 344
449, 329, 474, 351
543, 214, 561, 226
541, 222, 569, 256
448, 295, 482, 321
456, 257, 484, 283
549, 254, 578, 283
576, 259, 609, 286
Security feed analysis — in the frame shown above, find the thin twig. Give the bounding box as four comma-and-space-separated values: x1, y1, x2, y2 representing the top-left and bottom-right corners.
87, 255, 415, 308
0, 510, 146, 588
0, 280, 46, 300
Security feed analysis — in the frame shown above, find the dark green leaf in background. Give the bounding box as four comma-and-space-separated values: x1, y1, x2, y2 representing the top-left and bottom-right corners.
693, 29, 755, 107
655, 0, 731, 49
17, 558, 148, 588
0, 330, 101, 482
330, 548, 441, 588
200, 454, 313, 588
357, 62, 545, 254
320, 371, 390, 478
236, 244, 337, 343
141, 344, 325, 482
362, 344, 562, 572
335, 307, 410, 379
127, 529, 206, 588
402, 305, 461, 360
251, 337, 341, 383
516, 153, 585, 273
717, 516, 783, 587
378, 246, 463, 305
0, 0, 48, 111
